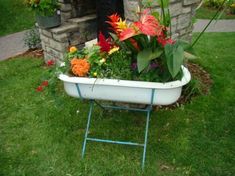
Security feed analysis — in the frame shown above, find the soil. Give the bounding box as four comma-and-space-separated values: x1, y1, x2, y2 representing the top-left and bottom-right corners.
155, 62, 213, 110
15, 48, 44, 58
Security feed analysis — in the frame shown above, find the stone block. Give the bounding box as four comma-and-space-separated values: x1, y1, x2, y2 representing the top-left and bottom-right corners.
53, 33, 68, 42
40, 34, 50, 44
60, 3, 72, 12
68, 14, 96, 24
41, 29, 53, 38
177, 14, 191, 30
123, 0, 140, 21
169, 2, 182, 17
183, 0, 200, 6
48, 38, 69, 52
50, 23, 79, 34
182, 7, 192, 14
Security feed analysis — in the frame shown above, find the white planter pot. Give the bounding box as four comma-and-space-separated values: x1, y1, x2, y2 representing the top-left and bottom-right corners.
59, 66, 191, 105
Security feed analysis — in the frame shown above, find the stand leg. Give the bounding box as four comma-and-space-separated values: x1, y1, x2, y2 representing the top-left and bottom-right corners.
142, 108, 151, 170
82, 100, 94, 158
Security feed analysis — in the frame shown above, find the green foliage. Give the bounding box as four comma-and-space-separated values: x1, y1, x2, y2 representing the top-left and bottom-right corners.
137, 48, 163, 72
97, 51, 132, 80
196, 6, 235, 19
164, 42, 184, 78
0, 0, 35, 36
23, 27, 41, 49
182, 78, 203, 101
204, 0, 227, 8
26, 0, 59, 16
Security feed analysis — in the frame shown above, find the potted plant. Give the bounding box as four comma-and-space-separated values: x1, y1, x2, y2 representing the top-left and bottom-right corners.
56, 1, 195, 106
26, 0, 61, 29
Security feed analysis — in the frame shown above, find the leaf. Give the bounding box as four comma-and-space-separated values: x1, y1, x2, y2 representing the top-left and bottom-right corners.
184, 51, 197, 60
164, 42, 184, 78
157, 0, 169, 8
137, 48, 163, 72
177, 40, 192, 50
151, 11, 160, 19
109, 32, 118, 41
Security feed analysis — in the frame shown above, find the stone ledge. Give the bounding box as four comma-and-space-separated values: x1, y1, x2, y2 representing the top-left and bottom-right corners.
50, 23, 79, 34
68, 14, 97, 24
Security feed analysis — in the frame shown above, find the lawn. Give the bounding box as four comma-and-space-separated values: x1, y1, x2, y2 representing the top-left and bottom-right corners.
0, 0, 35, 36
195, 6, 235, 19
0, 33, 235, 175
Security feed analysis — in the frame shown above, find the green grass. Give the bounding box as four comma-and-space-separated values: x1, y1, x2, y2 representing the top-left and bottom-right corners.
0, 0, 35, 36
195, 6, 235, 19
0, 33, 235, 175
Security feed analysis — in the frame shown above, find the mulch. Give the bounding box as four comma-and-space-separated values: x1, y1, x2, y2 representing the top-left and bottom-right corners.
155, 62, 213, 110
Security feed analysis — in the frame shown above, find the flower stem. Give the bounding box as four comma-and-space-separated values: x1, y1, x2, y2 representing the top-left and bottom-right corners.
191, 0, 227, 47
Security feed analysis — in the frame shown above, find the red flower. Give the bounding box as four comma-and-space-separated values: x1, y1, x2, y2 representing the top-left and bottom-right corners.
47, 59, 54, 66
119, 28, 137, 41
41, 80, 49, 87
97, 32, 112, 52
129, 38, 140, 51
134, 9, 162, 36
157, 32, 175, 47
36, 86, 43, 92
107, 13, 120, 32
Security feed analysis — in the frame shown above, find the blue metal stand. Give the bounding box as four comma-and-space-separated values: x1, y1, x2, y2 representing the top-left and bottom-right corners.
76, 84, 155, 170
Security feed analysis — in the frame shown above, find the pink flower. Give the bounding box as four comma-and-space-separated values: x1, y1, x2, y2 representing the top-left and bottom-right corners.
134, 9, 163, 36
119, 28, 137, 41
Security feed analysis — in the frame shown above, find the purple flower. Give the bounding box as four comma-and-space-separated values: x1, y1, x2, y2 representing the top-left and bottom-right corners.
131, 62, 137, 70
150, 62, 158, 69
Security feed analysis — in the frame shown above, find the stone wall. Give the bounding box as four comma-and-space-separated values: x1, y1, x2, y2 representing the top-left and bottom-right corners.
39, 0, 199, 63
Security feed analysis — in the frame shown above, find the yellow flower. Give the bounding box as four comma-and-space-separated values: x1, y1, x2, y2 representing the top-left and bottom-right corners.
231, 3, 235, 8
69, 46, 77, 53
116, 19, 128, 31
99, 58, 106, 64
93, 72, 97, 77
108, 46, 120, 55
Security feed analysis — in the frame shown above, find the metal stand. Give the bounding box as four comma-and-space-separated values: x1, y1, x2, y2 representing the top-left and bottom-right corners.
76, 84, 155, 170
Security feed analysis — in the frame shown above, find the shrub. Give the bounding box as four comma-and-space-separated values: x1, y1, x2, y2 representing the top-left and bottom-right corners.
23, 27, 41, 49
204, 0, 226, 8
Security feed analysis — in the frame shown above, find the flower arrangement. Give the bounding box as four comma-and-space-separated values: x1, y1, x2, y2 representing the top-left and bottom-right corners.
60, 1, 195, 83
26, 0, 59, 16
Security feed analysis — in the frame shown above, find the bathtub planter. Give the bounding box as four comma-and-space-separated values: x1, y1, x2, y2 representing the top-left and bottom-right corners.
59, 66, 191, 105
